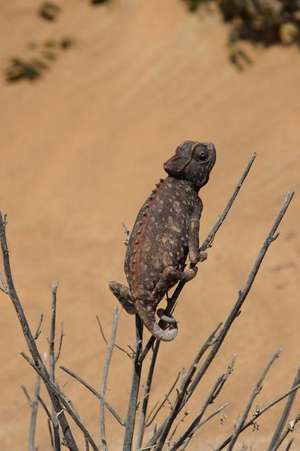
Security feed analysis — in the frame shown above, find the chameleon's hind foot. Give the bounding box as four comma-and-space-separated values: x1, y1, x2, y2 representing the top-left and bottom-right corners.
182, 265, 198, 282
108, 281, 135, 314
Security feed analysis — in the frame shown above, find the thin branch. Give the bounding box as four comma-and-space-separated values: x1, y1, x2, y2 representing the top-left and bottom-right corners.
96, 315, 108, 345
215, 382, 300, 450
49, 281, 58, 382
37, 395, 52, 422
148, 192, 294, 449
21, 385, 32, 405
99, 308, 119, 450
170, 359, 234, 450
181, 403, 230, 451
0, 213, 78, 451
285, 438, 294, 451
29, 376, 41, 451
34, 314, 44, 340
272, 414, 300, 451
139, 153, 256, 364
96, 315, 132, 359
123, 315, 143, 450
227, 350, 281, 451
200, 152, 256, 251
168, 410, 189, 447
136, 340, 160, 450
146, 371, 181, 427
21, 352, 99, 451
55, 322, 64, 363
268, 367, 300, 450
60, 365, 125, 426
49, 281, 61, 451
22, 376, 41, 451
47, 418, 55, 450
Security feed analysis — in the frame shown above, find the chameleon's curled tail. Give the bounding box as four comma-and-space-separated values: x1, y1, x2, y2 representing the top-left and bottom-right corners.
135, 300, 178, 342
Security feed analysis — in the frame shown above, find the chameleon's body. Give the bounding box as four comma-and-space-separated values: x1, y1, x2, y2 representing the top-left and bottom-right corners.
109, 141, 216, 341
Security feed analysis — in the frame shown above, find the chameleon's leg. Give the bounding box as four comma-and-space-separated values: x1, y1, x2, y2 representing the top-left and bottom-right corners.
151, 264, 198, 327
188, 197, 207, 265
108, 281, 135, 314
152, 265, 197, 300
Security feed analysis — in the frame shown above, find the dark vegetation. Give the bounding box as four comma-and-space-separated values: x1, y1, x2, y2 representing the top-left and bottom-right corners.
183, 0, 300, 46
3, 0, 300, 83
182, 0, 300, 69
5, 38, 73, 83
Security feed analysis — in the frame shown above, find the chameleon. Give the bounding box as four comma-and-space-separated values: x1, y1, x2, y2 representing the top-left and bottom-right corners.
109, 141, 216, 341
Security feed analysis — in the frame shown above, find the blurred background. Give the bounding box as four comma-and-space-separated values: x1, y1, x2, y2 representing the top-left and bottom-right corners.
0, 0, 299, 449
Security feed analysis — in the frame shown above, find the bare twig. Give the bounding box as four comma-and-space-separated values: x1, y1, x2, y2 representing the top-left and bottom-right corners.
22, 376, 41, 451
285, 438, 294, 451
123, 315, 143, 450
55, 323, 64, 364
201, 152, 256, 250
34, 314, 44, 340
0, 213, 78, 451
49, 282, 59, 382
99, 308, 119, 450
272, 414, 300, 451
21, 352, 99, 451
47, 418, 55, 449
96, 315, 132, 359
268, 367, 300, 450
181, 403, 230, 451
227, 350, 281, 450
136, 340, 160, 450
49, 281, 61, 451
215, 382, 300, 450
146, 371, 181, 427
148, 192, 294, 449
170, 359, 234, 450
37, 395, 52, 422
60, 365, 125, 426
139, 153, 256, 364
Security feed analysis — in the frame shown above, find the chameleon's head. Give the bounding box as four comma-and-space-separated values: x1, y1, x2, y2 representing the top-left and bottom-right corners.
163, 141, 216, 190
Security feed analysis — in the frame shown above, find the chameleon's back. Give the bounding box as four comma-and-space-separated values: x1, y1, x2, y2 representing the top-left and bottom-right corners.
125, 176, 197, 299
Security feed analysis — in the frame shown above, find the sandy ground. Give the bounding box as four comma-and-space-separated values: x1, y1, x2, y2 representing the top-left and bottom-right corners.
0, 1, 300, 449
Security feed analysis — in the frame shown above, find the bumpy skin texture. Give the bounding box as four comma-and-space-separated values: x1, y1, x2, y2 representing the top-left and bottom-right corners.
109, 141, 216, 341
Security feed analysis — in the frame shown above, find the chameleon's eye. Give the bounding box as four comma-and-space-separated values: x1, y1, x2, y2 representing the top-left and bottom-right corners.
194, 146, 208, 161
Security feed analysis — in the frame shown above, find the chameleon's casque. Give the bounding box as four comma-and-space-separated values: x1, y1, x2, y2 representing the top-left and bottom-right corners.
109, 141, 216, 341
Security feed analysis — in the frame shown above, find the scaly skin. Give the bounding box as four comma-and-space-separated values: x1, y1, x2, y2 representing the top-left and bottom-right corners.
109, 141, 216, 341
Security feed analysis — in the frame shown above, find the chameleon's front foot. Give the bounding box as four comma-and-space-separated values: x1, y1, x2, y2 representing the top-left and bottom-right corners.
189, 250, 207, 266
